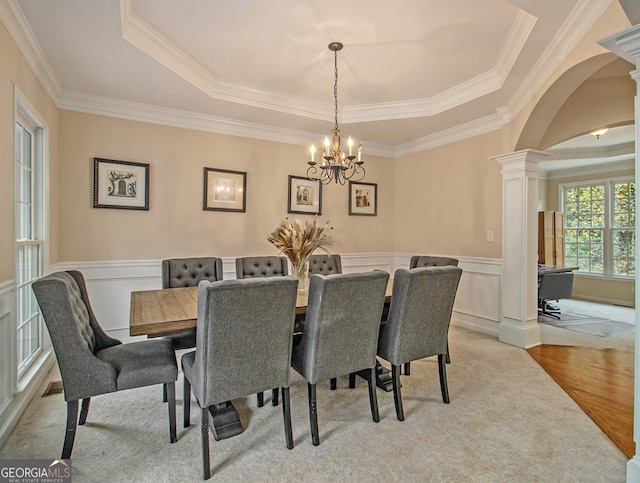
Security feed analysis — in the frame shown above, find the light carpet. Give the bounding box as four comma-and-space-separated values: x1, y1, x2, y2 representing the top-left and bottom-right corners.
0, 327, 628, 482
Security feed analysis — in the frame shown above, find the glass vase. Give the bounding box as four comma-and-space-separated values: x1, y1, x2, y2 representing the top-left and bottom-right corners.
292, 260, 309, 290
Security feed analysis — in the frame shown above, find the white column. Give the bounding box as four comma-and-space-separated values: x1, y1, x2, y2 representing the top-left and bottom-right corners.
492, 149, 549, 348
599, 24, 640, 483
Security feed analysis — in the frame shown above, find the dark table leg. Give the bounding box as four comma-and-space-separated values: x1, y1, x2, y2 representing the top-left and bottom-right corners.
208, 401, 243, 441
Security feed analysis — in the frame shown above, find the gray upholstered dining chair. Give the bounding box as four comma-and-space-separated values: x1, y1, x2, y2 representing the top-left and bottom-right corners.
308, 253, 343, 390
410, 255, 459, 268
291, 270, 389, 446
162, 257, 224, 350
377, 266, 462, 421
235, 255, 289, 407
235, 256, 288, 279
32, 270, 178, 459
308, 253, 342, 275
160, 257, 223, 402
182, 276, 298, 480
405, 255, 459, 370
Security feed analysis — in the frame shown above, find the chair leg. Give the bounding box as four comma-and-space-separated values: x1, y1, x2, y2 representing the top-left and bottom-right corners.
201, 407, 211, 480
184, 376, 191, 428
391, 364, 405, 421
438, 354, 450, 404
166, 381, 177, 443
78, 398, 90, 425
163, 383, 168, 403
330, 377, 337, 390
272, 388, 279, 407
446, 340, 451, 364
308, 383, 320, 446
257, 392, 264, 407
366, 368, 380, 423
62, 400, 79, 459
348, 373, 356, 389
404, 362, 411, 375
281, 387, 294, 450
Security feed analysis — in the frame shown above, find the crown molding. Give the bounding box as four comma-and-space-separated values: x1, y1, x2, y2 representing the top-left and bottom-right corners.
546, 141, 635, 161
394, 111, 507, 157
0, 0, 61, 102
541, 158, 634, 179
506, 0, 613, 120
57, 90, 396, 158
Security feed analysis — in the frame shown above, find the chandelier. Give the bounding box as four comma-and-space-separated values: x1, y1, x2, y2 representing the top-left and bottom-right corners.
307, 42, 365, 185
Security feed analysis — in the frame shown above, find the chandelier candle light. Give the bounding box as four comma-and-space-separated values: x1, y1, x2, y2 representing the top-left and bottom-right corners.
307, 42, 365, 185
267, 217, 334, 290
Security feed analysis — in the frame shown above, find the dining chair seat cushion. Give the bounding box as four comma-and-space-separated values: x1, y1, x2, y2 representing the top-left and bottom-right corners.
96, 338, 178, 391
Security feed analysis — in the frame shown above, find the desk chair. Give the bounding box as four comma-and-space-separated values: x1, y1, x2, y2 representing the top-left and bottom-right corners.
33, 271, 178, 458
235, 255, 289, 407
182, 277, 298, 479
377, 266, 462, 421
538, 272, 574, 319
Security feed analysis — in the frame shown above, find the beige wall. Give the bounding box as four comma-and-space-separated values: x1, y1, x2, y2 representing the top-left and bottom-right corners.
58, 111, 395, 261
393, 131, 503, 258
0, 20, 58, 281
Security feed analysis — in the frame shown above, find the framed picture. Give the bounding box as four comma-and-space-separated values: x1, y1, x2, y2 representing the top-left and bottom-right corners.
288, 175, 322, 215
349, 181, 377, 216
93, 158, 149, 210
203, 167, 247, 212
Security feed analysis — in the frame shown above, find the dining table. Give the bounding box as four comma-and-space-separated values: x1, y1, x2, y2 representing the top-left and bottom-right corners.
129, 278, 394, 440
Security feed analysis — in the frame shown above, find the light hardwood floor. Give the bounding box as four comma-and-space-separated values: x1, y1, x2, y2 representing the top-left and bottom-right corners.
529, 299, 635, 458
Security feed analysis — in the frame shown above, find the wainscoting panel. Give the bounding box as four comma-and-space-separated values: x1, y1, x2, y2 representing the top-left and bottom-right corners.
0, 280, 14, 423
56, 254, 502, 342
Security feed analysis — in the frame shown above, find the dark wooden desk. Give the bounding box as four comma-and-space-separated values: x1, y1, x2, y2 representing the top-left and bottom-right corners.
538, 264, 579, 275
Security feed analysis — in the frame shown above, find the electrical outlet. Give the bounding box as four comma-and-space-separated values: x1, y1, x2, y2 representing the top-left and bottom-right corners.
487, 230, 494, 242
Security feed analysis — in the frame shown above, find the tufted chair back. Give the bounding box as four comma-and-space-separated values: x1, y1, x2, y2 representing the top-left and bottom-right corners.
235, 256, 288, 279
409, 255, 458, 268
309, 254, 342, 275
32, 271, 123, 401
162, 257, 223, 288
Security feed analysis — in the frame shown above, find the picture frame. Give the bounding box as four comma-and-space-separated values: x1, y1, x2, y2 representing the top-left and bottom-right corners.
203, 167, 247, 212
288, 175, 322, 215
349, 181, 377, 216
93, 157, 149, 210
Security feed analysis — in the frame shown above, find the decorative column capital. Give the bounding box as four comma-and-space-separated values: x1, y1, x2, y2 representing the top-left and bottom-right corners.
492, 149, 550, 176
598, 24, 640, 66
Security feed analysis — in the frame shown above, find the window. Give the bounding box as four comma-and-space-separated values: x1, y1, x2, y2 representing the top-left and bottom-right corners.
15, 106, 45, 378
563, 178, 635, 277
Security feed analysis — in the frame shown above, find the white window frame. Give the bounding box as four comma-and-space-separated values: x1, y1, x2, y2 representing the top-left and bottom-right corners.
14, 87, 49, 384
559, 175, 635, 279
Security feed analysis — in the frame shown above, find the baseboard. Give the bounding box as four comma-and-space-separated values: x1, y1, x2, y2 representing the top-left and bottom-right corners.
570, 294, 635, 308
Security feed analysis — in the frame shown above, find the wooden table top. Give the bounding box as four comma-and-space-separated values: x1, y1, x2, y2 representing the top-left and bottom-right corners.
130, 279, 393, 337
538, 264, 579, 275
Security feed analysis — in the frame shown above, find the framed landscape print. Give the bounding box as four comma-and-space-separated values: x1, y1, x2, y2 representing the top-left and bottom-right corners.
203, 167, 247, 212
288, 175, 322, 215
349, 181, 377, 216
93, 157, 149, 210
